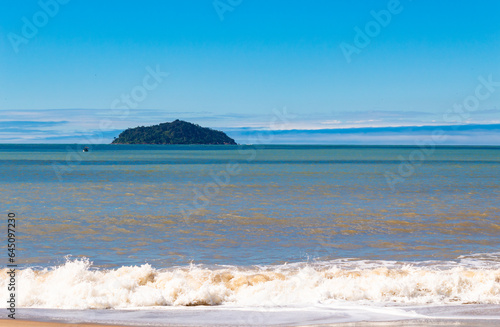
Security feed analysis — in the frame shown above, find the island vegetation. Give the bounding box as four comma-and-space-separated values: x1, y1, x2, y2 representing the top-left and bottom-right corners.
111, 120, 237, 145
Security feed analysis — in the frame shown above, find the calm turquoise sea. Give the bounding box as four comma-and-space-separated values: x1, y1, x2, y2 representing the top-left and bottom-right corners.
0, 144, 499, 321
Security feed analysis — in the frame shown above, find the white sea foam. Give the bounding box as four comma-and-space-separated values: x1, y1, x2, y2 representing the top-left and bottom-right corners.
18, 305, 425, 326
1, 257, 500, 310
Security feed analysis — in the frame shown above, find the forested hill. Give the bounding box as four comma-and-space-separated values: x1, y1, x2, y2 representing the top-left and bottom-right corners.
111, 120, 237, 145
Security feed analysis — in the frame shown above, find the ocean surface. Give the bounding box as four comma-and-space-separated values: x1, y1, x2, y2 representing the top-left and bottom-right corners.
1, 144, 499, 325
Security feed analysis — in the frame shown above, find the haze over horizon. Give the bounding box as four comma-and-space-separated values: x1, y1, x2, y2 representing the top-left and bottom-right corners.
0, 0, 499, 143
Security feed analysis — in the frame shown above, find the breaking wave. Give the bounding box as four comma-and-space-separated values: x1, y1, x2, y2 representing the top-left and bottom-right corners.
1, 256, 500, 309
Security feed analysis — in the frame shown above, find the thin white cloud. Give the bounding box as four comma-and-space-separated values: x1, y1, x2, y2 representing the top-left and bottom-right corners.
1, 109, 499, 144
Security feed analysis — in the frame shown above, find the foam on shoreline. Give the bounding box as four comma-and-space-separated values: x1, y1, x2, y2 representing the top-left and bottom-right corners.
1, 257, 499, 309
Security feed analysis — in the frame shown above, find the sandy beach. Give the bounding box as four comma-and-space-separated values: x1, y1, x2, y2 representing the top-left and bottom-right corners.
0, 321, 132, 327
2, 318, 499, 327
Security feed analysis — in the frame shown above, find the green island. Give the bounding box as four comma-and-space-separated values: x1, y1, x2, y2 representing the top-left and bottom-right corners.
111, 119, 237, 145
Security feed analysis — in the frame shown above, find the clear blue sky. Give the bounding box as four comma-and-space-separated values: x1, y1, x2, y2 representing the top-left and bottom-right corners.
0, 0, 499, 142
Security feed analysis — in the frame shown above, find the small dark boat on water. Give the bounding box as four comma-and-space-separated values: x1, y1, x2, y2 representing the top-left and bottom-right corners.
83, 146, 89, 152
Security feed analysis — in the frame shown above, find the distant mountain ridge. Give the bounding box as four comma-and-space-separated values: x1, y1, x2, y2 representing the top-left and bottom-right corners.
111, 120, 237, 145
